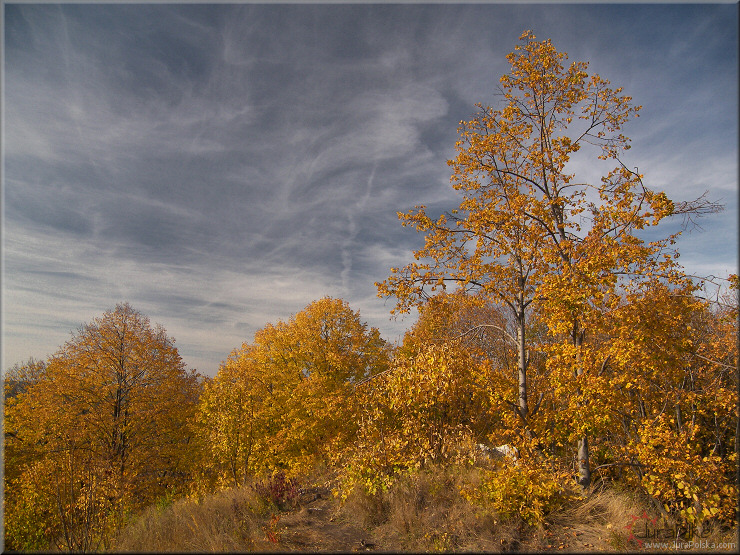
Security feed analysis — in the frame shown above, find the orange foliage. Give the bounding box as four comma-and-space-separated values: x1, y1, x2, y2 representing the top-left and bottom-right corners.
4, 303, 201, 550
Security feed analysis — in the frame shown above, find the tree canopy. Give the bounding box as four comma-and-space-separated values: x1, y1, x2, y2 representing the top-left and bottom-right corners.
196, 297, 393, 486
4, 303, 201, 551
376, 30, 711, 488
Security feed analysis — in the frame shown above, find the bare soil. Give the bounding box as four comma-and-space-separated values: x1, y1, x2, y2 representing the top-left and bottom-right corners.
268, 486, 378, 552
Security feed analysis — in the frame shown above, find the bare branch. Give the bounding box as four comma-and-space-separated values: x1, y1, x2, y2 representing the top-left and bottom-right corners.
442, 323, 518, 346
592, 461, 647, 472
530, 392, 546, 417
353, 366, 398, 389
690, 351, 737, 372
671, 191, 724, 232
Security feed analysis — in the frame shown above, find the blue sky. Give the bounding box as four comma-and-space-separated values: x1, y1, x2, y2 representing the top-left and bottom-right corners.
3, 2, 737, 376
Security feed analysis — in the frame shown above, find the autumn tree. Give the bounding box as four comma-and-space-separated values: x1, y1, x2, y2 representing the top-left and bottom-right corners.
396, 290, 553, 450
196, 297, 392, 485
344, 342, 494, 498
399, 291, 511, 363
377, 30, 715, 488
4, 303, 201, 551
194, 345, 275, 490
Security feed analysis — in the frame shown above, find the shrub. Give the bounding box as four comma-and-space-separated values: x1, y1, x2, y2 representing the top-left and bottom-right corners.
631, 416, 738, 529
464, 462, 580, 525
253, 470, 301, 511
340, 463, 519, 552
339, 343, 493, 502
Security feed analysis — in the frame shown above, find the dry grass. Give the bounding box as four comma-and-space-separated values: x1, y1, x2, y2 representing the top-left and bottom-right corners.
523, 485, 650, 551
340, 464, 521, 552
111, 486, 276, 552
110, 467, 738, 553
522, 484, 738, 552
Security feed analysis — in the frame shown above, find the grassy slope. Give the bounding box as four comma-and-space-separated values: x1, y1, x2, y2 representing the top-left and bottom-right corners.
111, 465, 738, 552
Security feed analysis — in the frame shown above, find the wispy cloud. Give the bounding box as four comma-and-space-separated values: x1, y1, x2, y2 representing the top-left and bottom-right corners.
3, 3, 737, 375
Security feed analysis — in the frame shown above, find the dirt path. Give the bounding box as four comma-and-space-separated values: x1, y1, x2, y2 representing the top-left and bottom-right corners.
270, 486, 379, 552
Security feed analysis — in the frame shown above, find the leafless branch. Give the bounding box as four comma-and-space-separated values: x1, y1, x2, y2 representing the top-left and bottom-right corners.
671, 191, 724, 232
443, 323, 518, 346
353, 366, 398, 389
592, 461, 647, 472
690, 351, 737, 371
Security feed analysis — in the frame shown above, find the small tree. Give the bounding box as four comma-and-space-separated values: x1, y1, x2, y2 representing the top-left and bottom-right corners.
344, 342, 493, 497
195, 346, 273, 489
397, 290, 548, 450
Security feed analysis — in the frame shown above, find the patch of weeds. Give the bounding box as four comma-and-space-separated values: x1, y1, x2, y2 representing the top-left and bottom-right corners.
264, 513, 281, 544
423, 530, 457, 552
606, 522, 630, 550
253, 470, 301, 512
155, 490, 177, 512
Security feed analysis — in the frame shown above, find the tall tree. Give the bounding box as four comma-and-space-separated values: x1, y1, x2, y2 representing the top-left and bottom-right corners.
4, 303, 201, 551
377, 31, 709, 487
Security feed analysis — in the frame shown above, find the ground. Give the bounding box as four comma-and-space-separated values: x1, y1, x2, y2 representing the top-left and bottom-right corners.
267, 486, 376, 552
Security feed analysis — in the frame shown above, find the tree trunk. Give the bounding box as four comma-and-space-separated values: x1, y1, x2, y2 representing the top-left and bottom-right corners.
675, 403, 683, 433
577, 435, 591, 488
573, 322, 591, 488
517, 294, 529, 421
735, 405, 739, 459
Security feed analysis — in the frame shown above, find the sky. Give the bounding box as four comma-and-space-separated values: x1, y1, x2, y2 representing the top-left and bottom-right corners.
3, 2, 738, 377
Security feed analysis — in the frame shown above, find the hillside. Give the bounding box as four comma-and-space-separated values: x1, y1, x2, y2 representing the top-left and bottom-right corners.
111, 466, 738, 553
4, 19, 737, 555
